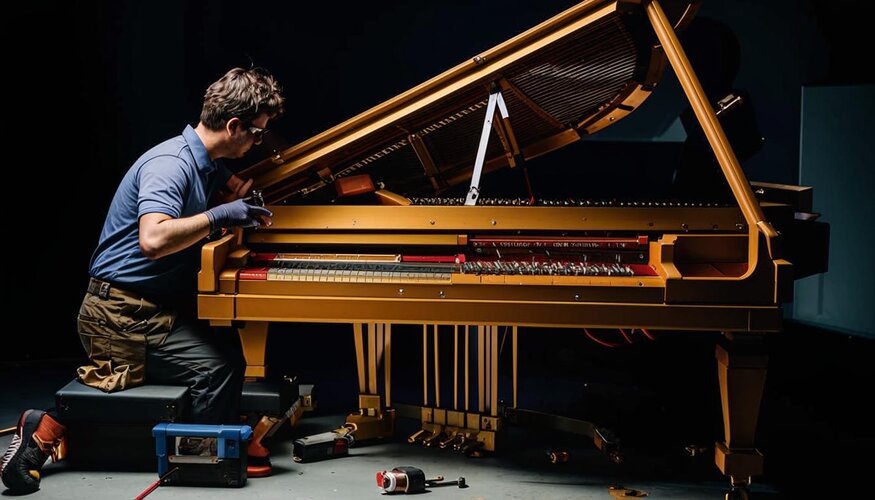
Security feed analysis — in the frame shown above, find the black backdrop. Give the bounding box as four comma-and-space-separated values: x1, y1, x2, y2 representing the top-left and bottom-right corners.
2, 0, 871, 364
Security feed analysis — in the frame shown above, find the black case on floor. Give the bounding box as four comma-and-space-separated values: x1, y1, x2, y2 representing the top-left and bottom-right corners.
56, 379, 189, 470
240, 379, 299, 416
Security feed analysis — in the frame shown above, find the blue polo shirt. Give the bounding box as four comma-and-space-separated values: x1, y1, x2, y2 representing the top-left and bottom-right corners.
89, 125, 231, 298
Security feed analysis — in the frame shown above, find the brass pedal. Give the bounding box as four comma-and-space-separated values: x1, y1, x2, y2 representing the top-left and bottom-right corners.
460, 438, 485, 455
438, 433, 461, 449
453, 434, 480, 453
422, 431, 444, 447
407, 429, 429, 445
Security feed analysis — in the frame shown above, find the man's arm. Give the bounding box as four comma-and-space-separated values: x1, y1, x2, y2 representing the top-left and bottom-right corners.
138, 200, 273, 260
138, 212, 211, 260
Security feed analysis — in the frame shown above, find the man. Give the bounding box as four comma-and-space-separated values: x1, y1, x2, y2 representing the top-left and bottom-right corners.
1, 67, 284, 493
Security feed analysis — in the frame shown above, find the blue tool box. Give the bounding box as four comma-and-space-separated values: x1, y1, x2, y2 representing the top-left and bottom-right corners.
152, 423, 252, 487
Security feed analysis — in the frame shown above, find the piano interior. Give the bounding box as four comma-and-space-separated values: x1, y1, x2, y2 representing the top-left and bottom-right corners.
198, 0, 827, 494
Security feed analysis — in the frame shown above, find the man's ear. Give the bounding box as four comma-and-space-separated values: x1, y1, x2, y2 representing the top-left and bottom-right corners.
226, 117, 242, 135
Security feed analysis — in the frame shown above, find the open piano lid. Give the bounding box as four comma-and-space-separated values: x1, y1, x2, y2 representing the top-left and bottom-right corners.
244, 0, 700, 204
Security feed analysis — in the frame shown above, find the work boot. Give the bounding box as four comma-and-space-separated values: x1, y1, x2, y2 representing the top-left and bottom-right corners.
1, 409, 66, 493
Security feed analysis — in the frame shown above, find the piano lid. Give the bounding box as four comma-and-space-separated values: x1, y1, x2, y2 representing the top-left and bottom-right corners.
244, 0, 700, 203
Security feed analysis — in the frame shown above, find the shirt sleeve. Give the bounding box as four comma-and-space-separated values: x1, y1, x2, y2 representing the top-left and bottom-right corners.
137, 156, 190, 219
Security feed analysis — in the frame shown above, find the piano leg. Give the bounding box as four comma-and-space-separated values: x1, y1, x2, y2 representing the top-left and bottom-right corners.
238, 321, 269, 379
715, 333, 767, 499
345, 322, 395, 440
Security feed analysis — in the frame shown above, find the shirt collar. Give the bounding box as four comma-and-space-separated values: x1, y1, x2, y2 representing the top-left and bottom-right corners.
182, 124, 216, 174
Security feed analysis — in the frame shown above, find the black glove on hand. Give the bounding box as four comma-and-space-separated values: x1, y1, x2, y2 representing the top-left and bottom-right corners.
204, 199, 273, 231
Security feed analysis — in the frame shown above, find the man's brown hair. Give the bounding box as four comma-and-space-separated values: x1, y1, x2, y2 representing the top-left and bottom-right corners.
200, 67, 284, 130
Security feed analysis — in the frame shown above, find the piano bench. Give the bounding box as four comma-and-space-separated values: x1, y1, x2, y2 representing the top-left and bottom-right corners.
55, 379, 190, 471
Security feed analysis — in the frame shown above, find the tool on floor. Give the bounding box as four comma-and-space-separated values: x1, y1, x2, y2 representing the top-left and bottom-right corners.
248, 394, 305, 476
427, 476, 467, 488
292, 424, 355, 462
133, 466, 178, 500
152, 423, 252, 487
376, 466, 467, 493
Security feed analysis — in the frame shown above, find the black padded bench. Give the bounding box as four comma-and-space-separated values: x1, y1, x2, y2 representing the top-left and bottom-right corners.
56, 380, 189, 470
55, 379, 299, 470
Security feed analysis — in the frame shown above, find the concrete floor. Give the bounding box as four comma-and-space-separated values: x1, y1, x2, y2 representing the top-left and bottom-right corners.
1, 363, 767, 499
3, 324, 872, 499
3, 413, 767, 500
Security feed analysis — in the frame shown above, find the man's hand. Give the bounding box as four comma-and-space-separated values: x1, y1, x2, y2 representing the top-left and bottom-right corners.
204, 199, 273, 231
217, 175, 254, 203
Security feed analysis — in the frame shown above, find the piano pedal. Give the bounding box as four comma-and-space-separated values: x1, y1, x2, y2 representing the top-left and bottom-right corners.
453, 433, 482, 453
407, 429, 429, 445
421, 430, 444, 447
453, 432, 472, 451
438, 432, 461, 449
459, 437, 485, 456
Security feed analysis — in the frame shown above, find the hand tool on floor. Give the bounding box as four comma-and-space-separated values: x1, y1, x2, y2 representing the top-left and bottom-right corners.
133, 467, 178, 500
292, 424, 355, 462
376, 466, 467, 493
427, 476, 467, 488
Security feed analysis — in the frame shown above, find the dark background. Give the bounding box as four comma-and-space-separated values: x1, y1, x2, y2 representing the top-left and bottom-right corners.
2, 0, 871, 361
1, 1, 873, 494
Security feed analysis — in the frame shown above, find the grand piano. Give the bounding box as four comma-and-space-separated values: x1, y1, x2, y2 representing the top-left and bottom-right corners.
197, 0, 828, 496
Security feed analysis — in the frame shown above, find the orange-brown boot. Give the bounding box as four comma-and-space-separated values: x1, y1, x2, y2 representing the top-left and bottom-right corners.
1, 410, 66, 494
